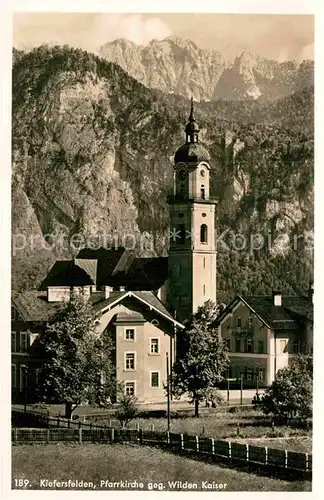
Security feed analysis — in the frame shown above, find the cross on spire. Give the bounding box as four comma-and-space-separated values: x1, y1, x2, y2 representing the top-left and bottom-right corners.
185, 97, 199, 143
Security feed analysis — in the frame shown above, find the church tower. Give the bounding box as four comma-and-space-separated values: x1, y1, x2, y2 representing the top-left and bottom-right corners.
167, 99, 217, 322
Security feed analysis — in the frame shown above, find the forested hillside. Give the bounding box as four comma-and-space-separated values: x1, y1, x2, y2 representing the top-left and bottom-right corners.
11, 46, 313, 302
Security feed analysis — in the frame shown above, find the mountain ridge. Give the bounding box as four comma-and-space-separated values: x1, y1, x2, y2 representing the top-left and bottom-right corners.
11, 45, 313, 301
99, 36, 314, 101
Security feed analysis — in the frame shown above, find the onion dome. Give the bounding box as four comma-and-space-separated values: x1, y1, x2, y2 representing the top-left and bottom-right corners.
174, 97, 210, 164
174, 142, 211, 164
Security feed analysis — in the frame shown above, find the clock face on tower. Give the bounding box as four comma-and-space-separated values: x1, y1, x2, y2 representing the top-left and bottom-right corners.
178, 166, 188, 180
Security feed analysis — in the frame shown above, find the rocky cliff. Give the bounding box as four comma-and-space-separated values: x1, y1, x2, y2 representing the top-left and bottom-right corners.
12, 46, 314, 301
99, 37, 313, 102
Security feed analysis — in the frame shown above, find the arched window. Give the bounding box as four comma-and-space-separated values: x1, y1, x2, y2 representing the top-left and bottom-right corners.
200, 224, 208, 243
201, 185, 205, 199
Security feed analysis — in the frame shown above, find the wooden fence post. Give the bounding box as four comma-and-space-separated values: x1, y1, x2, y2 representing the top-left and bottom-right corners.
151, 423, 154, 432
111, 428, 115, 443
196, 435, 199, 453
246, 444, 249, 462
46, 428, 50, 444
79, 424, 82, 444
284, 449, 288, 468
265, 447, 268, 465
167, 431, 170, 445
109, 418, 112, 427
15, 428, 18, 443
228, 441, 232, 460
305, 453, 309, 472
180, 434, 184, 450
211, 438, 215, 455
57, 417, 60, 428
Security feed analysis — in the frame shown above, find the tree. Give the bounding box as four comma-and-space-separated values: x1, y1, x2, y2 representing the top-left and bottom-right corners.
35, 292, 116, 418
115, 391, 139, 428
260, 354, 313, 425
171, 300, 229, 417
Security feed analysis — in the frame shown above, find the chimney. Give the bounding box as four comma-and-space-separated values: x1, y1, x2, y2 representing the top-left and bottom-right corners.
103, 286, 113, 299
272, 290, 282, 307
308, 281, 314, 303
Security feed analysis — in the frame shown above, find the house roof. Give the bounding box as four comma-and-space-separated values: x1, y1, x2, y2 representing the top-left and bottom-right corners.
216, 294, 313, 331
39, 247, 168, 291
13, 289, 184, 329
92, 290, 183, 328
12, 291, 64, 322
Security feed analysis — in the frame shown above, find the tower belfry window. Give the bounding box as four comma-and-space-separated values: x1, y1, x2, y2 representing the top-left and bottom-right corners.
200, 224, 208, 243
201, 185, 205, 200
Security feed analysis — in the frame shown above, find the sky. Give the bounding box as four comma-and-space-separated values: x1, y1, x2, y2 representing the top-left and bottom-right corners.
13, 13, 314, 62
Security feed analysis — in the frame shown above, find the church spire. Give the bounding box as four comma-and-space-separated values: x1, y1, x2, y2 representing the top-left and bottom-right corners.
185, 97, 199, 144
188, 96, 194, 122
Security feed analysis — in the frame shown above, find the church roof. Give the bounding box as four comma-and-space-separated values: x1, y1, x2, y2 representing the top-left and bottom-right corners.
39, 249, 168, 291
174, 142, 211, 164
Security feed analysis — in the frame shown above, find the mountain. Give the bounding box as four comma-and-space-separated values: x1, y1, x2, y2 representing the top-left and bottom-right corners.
99, 36, 227, 102
11, 46, 314, 302
213, 51, 314, 101
99, 37, 314, 102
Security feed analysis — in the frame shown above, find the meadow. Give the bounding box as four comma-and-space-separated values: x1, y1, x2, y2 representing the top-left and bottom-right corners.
12, 443, 311, 492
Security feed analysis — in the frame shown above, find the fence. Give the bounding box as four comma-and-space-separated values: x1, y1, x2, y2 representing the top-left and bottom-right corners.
12, 423, 312, 476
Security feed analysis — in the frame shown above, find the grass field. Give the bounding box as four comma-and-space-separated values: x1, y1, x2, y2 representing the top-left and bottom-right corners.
13, 404, 312, 453
12, 443, 311, 492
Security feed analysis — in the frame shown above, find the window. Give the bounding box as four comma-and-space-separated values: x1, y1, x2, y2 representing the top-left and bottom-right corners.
235, 339, 241, 352
224, 338, 231, 351
200, 224, 208, 243
203, 284, 206, 296
125, 329, 135, 340
203, 257, 206, 269
20, 332, 28, 353
11, 332, 16, 352
258, 368, 264, 381
246, 338, 253, 353
246, 367, 252, 380
125, 382, 135, 396
151, 372, 159, 388
125, 353, 135, 370
20, 365, 28, 391
11, 364, 16, 388
280, 339, 287, 353
150, 338, 159, 354
293, 340, 300, 354
258, 340, 265, 354
35, 368, 40, 386
248, 317, 253, 328
201, 185, 205, 199
11, 307, 17, 321
176, 224, 186, 245
236, 317, 242, 328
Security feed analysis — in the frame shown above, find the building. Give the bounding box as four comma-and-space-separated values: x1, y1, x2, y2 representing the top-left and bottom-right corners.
215, 290, 313, 387
167, 98, 217, 321
11, 100, 313, 402
12, 100, 217, 403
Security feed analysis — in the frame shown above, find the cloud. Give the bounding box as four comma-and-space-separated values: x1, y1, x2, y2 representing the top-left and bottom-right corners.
13, 14, 172, 53
91, 15, 172, 49
298, 43, 314, 62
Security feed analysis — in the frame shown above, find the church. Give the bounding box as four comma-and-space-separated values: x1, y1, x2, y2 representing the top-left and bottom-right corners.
11, 100, 313, 403
12, 100, 218, 404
